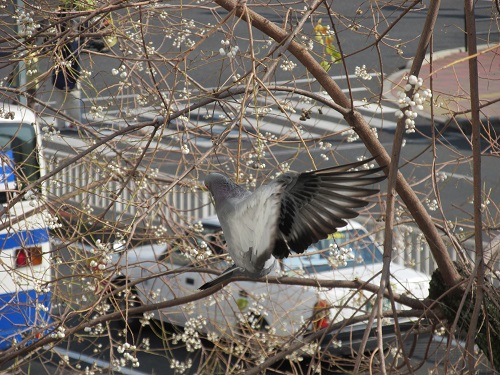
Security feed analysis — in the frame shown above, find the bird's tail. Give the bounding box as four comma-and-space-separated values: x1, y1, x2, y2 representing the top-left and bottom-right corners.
199, 265, 242, 290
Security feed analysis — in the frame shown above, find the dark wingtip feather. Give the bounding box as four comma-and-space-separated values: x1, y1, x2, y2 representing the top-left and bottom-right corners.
273, 237, 290, 259
198, 265, 238, 290
199, 278, 224, 290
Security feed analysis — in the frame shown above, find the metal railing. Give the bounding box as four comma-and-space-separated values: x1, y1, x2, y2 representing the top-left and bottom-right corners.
46, 152, 448, 276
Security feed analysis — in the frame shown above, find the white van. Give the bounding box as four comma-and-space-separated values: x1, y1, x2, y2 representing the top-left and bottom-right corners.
0, 104, 52, 349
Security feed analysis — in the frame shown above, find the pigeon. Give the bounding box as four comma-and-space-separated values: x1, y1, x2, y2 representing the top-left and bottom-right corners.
199, 158, 385, 290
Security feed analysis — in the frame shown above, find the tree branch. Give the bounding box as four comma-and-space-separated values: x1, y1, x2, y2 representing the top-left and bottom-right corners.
211, 0, 462, 287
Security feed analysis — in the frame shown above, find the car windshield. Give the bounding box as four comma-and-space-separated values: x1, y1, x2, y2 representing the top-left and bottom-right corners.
281, 228, 383, 274
0, 122, 40, 203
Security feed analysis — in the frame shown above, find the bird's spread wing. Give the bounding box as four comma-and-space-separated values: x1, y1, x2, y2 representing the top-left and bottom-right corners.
273, 158, 385, 258
221, 184, 282, 273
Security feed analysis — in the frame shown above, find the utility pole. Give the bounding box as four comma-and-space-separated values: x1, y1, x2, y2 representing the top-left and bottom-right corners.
15, 0, 27, 106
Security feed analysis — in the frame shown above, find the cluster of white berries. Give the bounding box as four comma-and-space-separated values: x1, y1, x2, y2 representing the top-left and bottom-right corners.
170, 358, 193, 374
87, 239, 113, 272
89, 105, 107, 119
109, 161, 125, 177
342, 128, 359, 142
42, 125, 60, 141
43, 211, 62, 229
355, 65, 372, 80
207, 331, 219, 342
145, 41, 156, 55
301, 35, 314, 51
181, 241, 213, 261
111, 65, 128, 79
395, 75, 432, 133
299, 94, 312, 104
285, 350, 305, 363
25, 57, 38, 77
34, 280, 50, 294
280, 60, 297, 71
436, 172, 448, 182
253, 106, 272, 118
117, 342, 140, 368
50, 325, 66, 339
318, 141, 332, 150
435, 326, 447, 336
83, 322, 105, 335
172, 316, 206, 352
356, 156, 376, 170
425, 198, 439, 211
14, 10, 39, 37
327, 243, 354, 268
245, 152, 266, 169
173, 19, 196, 48
139, 312, 155, 327
261, 38, 273, 49
219, 39, 239, 58
232, 72, 241, 82
36, 303, 49, 312
189, 221, 204, 233
178, 85, 192, 100
265, 131, 278, 141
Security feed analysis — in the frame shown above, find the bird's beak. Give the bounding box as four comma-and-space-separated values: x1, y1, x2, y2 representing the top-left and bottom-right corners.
200, 182, 208, 192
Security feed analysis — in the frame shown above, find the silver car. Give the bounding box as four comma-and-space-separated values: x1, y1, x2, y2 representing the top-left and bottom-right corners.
109, 216, 430, 355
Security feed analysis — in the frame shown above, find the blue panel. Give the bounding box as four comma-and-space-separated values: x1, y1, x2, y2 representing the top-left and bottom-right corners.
0, 290, 52, 350
0, 227, 49, 251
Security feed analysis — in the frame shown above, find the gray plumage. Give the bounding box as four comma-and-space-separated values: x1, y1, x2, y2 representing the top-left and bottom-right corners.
199, 158, 385, 290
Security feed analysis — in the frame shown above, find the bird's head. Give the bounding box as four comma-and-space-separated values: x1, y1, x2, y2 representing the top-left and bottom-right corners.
205, 173, 247, 207
205, 173, 231, 200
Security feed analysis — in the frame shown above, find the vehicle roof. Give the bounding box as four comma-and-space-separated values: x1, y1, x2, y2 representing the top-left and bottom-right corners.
200, 215, 366, 231
199, 215, 221, 227
0, 103, 37, 124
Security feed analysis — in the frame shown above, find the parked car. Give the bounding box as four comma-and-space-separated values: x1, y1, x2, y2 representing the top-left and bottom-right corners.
107, 216, 430, 355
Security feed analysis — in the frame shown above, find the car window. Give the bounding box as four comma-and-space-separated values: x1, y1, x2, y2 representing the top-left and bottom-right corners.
282, 228, 383, 273
0, 123, 41, 203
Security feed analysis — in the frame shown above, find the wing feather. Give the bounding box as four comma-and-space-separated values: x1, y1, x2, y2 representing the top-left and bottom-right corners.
274, 158, 385, 257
